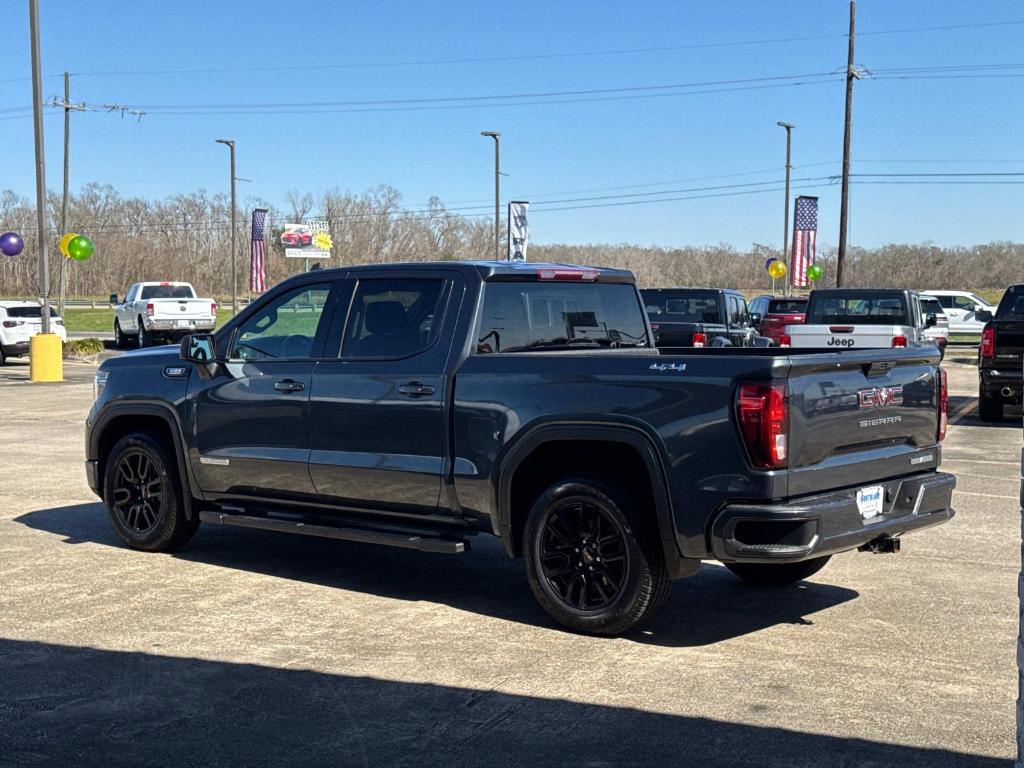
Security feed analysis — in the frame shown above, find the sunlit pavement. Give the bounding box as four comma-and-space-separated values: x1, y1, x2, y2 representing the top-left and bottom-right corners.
0, 351, 1018, 767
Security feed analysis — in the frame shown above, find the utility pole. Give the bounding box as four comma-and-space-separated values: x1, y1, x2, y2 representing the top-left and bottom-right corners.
58, 71, 74, 318
777, 121, 795, 295
481, 131, 501, 260
837, 0, 856, 287
215, 139, 237, 315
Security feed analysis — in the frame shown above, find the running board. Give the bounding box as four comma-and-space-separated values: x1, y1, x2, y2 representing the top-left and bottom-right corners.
198, 511, 468, 554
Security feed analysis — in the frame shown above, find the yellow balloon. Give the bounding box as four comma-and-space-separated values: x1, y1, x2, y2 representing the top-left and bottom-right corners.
59, 232, 79, 258
768, 260, 787, 279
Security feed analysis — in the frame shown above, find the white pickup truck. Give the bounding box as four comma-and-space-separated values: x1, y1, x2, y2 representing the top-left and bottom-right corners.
110, 282, 217, 348
785, 289, 936, 351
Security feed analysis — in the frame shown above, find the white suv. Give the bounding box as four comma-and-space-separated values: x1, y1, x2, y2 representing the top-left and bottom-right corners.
920, 290, 996, 336
0, 302, 67, 365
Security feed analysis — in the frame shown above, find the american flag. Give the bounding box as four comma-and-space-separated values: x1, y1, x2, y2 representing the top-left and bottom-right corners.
250, 209, 268, 293
791, 195, 818, 288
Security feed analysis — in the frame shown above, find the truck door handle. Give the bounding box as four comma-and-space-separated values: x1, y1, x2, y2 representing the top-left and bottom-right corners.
398, 382, 435, 397
273, 379, 305, 393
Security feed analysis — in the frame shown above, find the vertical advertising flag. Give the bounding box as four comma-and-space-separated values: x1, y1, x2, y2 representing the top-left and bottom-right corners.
507, 201, 529, 261
250, 208, 268, 293
791, 195, 818, 288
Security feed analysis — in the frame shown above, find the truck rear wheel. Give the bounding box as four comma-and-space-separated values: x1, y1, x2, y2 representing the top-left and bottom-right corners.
524, 477, 669, 636
978, 387, 1003, 422
136, 317, 152, 348
725, 556, 831, 586
103, 432, 199, 552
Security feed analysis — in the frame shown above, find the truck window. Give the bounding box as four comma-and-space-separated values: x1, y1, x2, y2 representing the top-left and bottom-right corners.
341, 278, 446, 359
767, 299, 806, 314
477, 282, 648, 353
231, 284, 331, 360
641, 291, 720, 324
996, 290, 1024, 318
806, 293, 908, 325
140, 284, 196, 300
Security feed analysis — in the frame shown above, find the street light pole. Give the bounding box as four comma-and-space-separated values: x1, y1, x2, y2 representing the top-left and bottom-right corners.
777, 121, 795, 296
481, 131, 501, 260
837, 0, 856, 287
215, 139, 237, 315
28, 0, 50, 336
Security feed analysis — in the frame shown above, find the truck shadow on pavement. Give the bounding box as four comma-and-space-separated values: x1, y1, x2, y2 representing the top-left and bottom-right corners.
17, 503, 859, 649
0, 637, 1009, 768
948, 394, 1023, 429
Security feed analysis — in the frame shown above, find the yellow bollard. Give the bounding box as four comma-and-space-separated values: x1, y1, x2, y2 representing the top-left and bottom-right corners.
29, 333, 63, 382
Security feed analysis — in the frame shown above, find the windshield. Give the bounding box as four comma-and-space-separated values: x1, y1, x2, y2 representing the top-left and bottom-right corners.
140, 284, 196, 300
767, 299, 807, 314
806, 293, 909, 325
5, 306, 58, 319
642, 290, 720, 323
478, 282, 649, 353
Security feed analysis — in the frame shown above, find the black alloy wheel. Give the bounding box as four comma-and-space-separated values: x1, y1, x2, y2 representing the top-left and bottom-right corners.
110, 449, 165, 535
538, 497, 629, 611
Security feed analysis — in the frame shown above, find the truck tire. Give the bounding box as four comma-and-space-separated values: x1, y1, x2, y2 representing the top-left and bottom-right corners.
725, 555, 831, 586
524, 477, 669, 636
136, 317, 152, 348
114, 319, 128, 349
978, 387, 1003, 422
103, 432, 199, 552
0, 346, 5, 366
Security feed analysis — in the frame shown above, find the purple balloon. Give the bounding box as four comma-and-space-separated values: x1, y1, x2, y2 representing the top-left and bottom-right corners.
764, 257, 777, 270
0, 231, 24, 257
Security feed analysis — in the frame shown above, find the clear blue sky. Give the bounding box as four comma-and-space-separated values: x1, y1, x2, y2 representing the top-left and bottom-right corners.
2, 0, 1022, 249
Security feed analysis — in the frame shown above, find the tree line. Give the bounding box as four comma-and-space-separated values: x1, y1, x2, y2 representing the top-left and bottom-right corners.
0, 183, 1019, 298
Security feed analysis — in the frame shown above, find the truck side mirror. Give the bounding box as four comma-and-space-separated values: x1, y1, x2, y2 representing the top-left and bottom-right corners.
181, 333, 216, 363
109, 293, 119, 306
975, 309, 993, 322
749, 312, 762, 326
925, 313, 937, 328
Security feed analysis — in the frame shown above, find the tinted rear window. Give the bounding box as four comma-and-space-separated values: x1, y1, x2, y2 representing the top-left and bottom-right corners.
5, 306, 57, 318
996, 290, 1024, 318
478, 282, 649, 353
140, 285, 195, 300
642, 291, 720, 323
767, 299, 807, 314
806, 293, 908, 325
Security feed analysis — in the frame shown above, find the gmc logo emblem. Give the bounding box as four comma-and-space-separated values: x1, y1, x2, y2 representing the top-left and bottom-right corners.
858, 385, 903, 408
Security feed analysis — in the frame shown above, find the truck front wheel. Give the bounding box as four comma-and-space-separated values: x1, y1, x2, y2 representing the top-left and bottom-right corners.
103, 432, 199, 552
725, 556, 831, 586
524, 478, 670, 636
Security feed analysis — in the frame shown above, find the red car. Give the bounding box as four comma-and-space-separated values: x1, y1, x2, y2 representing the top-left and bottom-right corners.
748, 294, 808, 345
281, 227, 313, 247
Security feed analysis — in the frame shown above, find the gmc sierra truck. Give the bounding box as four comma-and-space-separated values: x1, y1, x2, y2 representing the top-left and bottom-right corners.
977, 284, 1024, 421
85, 261, 955, 635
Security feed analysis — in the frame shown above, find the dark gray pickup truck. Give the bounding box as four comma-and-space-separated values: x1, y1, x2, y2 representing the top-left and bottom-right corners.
977, 283, 1024, 421
85, 261, 955, 635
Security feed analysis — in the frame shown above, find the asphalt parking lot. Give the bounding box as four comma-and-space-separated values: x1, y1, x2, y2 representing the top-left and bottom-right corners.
0, 349, 1020, 767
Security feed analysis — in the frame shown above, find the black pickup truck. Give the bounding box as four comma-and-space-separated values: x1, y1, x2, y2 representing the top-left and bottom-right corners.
977, 283, 1024, 421
85, 261, 955, 635
641, 288, 770, 348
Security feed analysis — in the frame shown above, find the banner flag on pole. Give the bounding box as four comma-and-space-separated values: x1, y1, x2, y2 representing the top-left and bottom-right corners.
507, 201, 529, 261
791, 195, 818, 288
250, 208, 268, 293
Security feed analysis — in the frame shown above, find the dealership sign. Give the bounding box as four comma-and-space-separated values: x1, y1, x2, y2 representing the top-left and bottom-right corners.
282, 219, 332, 259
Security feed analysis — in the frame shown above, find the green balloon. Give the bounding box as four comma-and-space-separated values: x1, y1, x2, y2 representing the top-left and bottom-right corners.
807, 264, 823, 281
67, 235, 94, 261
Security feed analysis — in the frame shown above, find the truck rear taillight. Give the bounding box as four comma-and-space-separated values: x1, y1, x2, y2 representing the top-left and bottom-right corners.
779, 334, 791, 348
145, 302, 155, 317
980, 326, 995, 358
692, 332, 706, 348
736, 382, 788, 470
649, 322, 659, 332
536, 269, 599, 281
211, 302, 218, 316
938, 368, 948, 441
892, 335, 907, 348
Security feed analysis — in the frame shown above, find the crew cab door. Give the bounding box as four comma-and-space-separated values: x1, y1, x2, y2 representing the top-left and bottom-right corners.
726, 294, 755, 346
187, 281, 336, 501
120, 284, 139, 330
308, 270, 462, 514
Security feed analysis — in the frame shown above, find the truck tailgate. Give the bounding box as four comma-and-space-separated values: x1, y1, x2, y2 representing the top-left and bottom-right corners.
787, 324, 900, 349
786, 349, 941, 496
990, 320, 1024, 371
151, 299, 212, 320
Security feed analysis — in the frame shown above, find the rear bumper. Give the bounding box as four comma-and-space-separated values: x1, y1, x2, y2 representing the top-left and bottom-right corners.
2, 341, 30, 355
710, 471, 955, 564
980, 368, 1023, 401
144, 320, 216, 333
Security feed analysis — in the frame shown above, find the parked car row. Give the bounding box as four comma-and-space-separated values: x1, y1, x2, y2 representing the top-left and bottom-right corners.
0, 302, 66, 365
